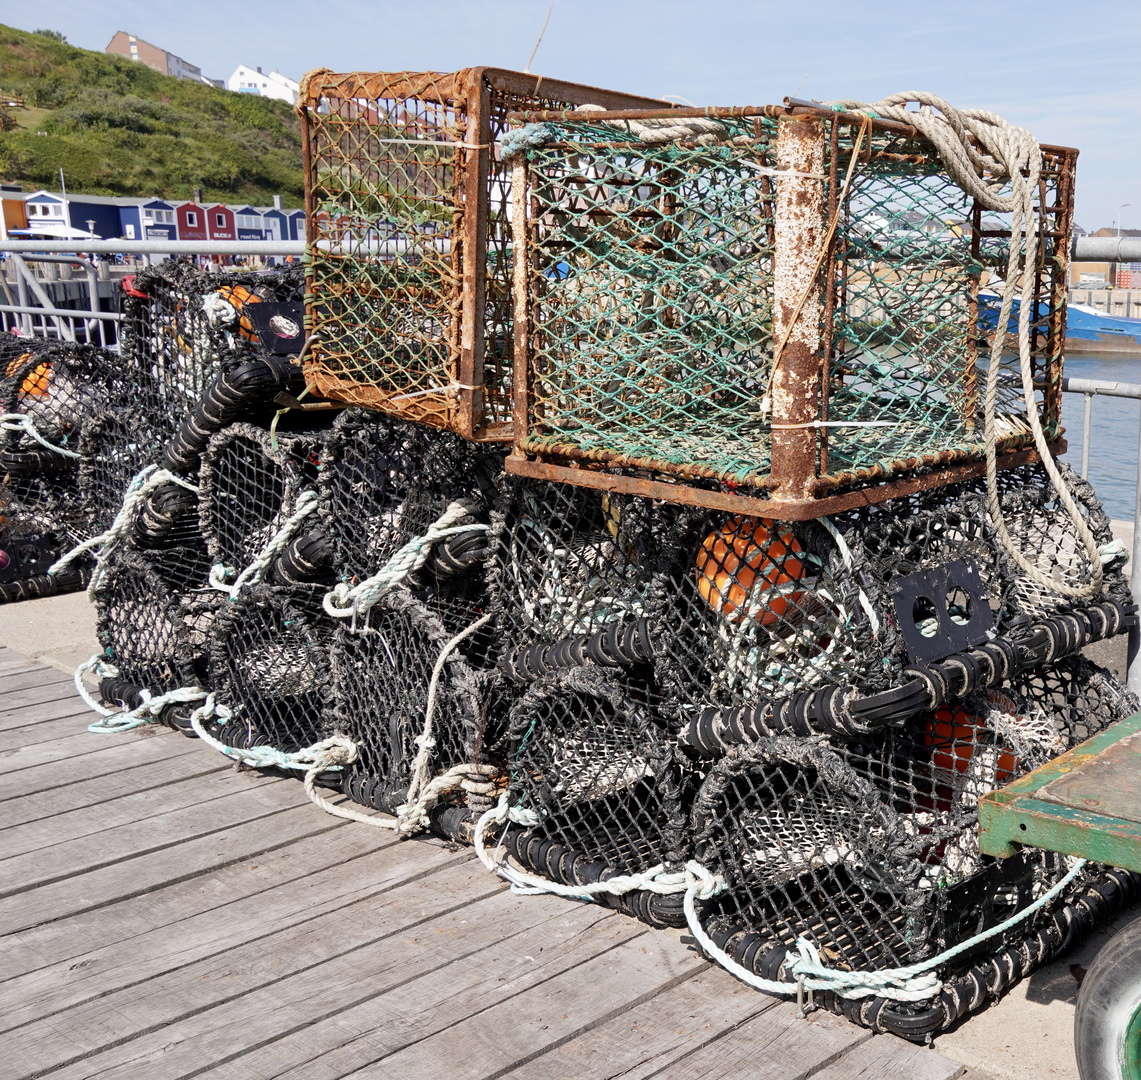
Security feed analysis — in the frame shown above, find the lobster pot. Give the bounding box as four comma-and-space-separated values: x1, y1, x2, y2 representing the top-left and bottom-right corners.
93, 547, 217, 706
488, 476, 680, 675
207, 583, 334, 755
199, 422, 334, 583
118, 260, 306, 442
508, 107, 1074, 516
0, 332, 51, 368
691, 655, 1138, 1040
652, 462, 1131, 729
501, 668, 691, 927
330, 587, 492, 817
321, 410, 501, 647
299, 68, 669, 438
649, 512, 870, 718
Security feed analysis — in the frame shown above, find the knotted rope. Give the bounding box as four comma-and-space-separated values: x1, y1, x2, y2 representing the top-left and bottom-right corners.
0, 413, 82, 459
47, 464, 199, 590
322, 499, 488, 620
830, 93, 1102, 599
681, 854, 1086, 1002
210, 489, 321, 600
75, 654, 208, 733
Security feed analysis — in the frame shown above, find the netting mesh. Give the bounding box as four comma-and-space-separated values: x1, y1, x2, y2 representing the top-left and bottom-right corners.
692, 654, 1136, 1006
512, 112, 1069, 505
300, 69, 666, 437
199, 421, 332, 575
329, 586, 493, 814
207, 582, 334, 754
93, 546, 217, 699
502, 667, 691, 926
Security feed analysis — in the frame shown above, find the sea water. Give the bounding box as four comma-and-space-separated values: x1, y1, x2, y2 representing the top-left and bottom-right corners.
1058, 353, 1141, 521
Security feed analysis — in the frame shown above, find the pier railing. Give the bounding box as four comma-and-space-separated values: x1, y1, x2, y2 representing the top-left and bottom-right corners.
0, 240, 304, 345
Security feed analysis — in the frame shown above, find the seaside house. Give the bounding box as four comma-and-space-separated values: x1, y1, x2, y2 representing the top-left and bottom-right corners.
206, 204, 236, 240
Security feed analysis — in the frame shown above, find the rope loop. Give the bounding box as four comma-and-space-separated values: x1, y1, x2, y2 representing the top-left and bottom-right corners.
75, 653, 209, 734
211, 489, 321, 600
323, 499, 488, 620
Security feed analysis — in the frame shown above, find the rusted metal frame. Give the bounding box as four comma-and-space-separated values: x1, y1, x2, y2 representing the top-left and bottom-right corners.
979, 711, 1141, 869
298, 101, 316, 344
506, 442, 1053, 521
515, 435, 779, 487
1044, 150, 1077, 434
508, 104, 785, 124
819, 117, 841, 478
770, 114, 826, 504
456, 69, 491, 439
510, 153, 533, 450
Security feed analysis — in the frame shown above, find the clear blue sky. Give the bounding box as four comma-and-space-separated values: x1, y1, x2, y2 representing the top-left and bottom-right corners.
11, 0, 1139, 230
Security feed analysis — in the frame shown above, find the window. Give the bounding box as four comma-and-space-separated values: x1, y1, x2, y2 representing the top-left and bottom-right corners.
216, 213, 225, 227
51, 205, 62, 216
186, 211, 198, 227
143, 210, 153, 221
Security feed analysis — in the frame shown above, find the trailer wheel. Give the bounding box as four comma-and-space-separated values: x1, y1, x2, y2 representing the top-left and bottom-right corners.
1075, 914, 1141, 1079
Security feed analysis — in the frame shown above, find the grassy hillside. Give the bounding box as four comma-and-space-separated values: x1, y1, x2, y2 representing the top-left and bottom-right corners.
0, 24, 303, 206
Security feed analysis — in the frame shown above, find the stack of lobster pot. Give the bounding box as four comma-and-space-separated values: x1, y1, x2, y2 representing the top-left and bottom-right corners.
317, 410, 505, 834
91, 259, 310, 727
0, 335, 132, 601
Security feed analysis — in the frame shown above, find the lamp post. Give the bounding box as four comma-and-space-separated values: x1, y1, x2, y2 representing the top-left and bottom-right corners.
1111, 203, 1131, 293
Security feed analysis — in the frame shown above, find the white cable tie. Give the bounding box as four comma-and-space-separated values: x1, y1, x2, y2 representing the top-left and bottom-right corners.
390, 382, 479, 402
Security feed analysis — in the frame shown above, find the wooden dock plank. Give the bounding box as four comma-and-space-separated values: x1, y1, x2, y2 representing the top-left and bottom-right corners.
0, 650, 963, 1080
0, 801, 346, 934
0, 823, 402, 981
647, 1005, 871, 1080
0, 754, 228, 831
498, 968, 779, 1080
24, 876, 621, 1080
0, 830, 435, 1031
809, 1034, 965, 1080
0, 772, 298, 895
0, 730, 204, 801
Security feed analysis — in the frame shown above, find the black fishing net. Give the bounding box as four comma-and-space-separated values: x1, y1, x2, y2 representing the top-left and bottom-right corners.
319, 409, 502, 658
649, 462, 1131, 732
329, 585, 498, 819
198, 421, 333, 584
499, 667, 693, 927
206, 582, 334, 755
690, 653, 1139, 1038
92, 545, 217, 729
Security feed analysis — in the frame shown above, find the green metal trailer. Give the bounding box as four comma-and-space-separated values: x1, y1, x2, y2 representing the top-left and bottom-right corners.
980, 712, 1141, 1079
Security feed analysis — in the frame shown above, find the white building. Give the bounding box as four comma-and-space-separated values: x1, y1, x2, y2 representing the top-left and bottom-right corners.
228, 65, 300, 105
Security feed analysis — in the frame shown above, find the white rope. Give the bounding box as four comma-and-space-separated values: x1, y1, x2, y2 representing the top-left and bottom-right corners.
323, 499, 487, 619
402, 612, 494, 817
47, 464, 199, 589
210, 489, 320, 600
832, 93, 1102, 599
471, 793, 729, 900
0, 413, 82, 459
819, 517, 879, 636
75, 653, 209, 733
682, 856, 1087, 1002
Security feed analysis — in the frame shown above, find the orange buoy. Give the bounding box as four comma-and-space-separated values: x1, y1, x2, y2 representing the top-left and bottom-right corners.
695, 516, 807, 625
216, 284, 263, 341
5, 354, 50, 397
923, 696, 1020, 783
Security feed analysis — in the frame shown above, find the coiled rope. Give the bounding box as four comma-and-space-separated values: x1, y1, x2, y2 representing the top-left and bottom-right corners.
47, 464, 199, 591
829, 93, 1102, 599
210, 489, 321, 599
322, 499, 488, 620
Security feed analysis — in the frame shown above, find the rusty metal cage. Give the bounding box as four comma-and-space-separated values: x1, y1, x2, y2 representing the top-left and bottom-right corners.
298, 68, 671, 439
506, 102, 1075, 518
